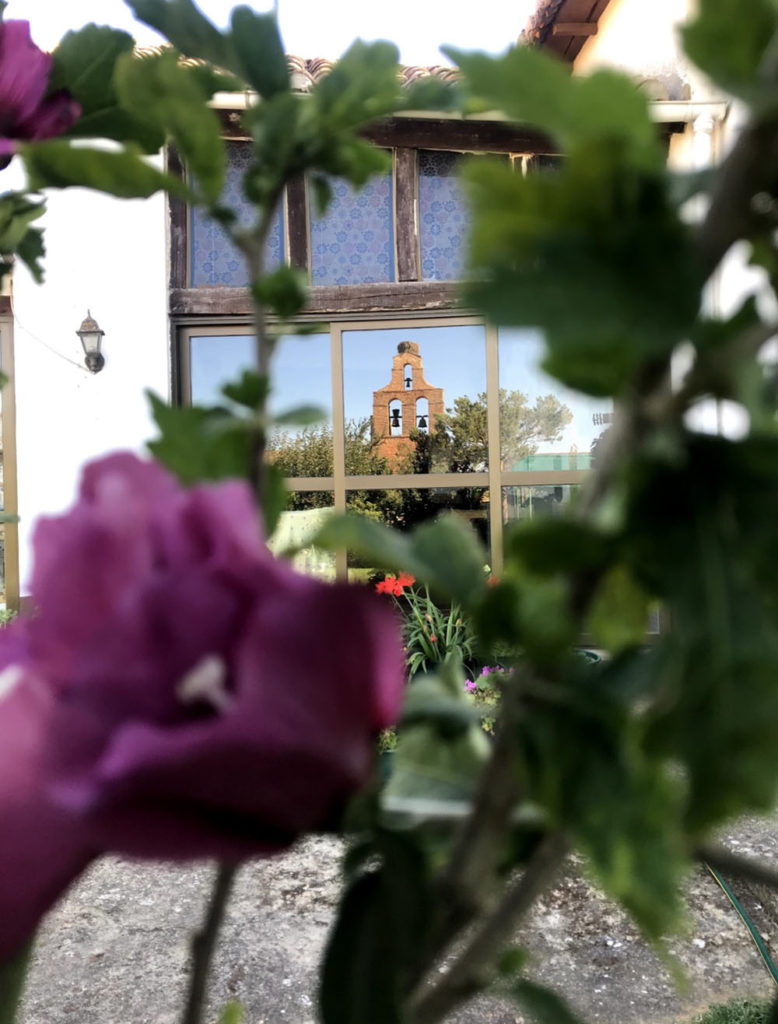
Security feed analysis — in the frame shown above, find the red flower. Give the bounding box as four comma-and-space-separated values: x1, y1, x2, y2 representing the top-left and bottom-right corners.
375, 575, 397, 595
396, 572, 415, 590
429, 635, 437, 643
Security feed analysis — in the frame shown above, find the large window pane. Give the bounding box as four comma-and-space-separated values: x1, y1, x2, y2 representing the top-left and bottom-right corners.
191, 142, 284, 287
498, 328, 612, 472
189, 332, 333, 478
310, 171, 394, 286
342, 324, 487, 475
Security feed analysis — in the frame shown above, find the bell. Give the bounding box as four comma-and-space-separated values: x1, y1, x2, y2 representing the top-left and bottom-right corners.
417, 414, 428, 431
405, 376, 412, 389
390, 409, 401, 429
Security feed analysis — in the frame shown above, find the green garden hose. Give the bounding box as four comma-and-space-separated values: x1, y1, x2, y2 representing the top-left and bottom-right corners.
705, 862, 778, 986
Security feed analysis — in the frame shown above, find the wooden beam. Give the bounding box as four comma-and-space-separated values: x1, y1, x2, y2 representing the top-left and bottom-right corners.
395, 149, 419, 281
552, 21, 598, 35
170, 281, 462, 317
286, 175, 309, 271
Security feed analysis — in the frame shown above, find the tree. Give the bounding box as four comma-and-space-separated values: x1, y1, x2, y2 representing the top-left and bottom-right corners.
410, 389, 572, 473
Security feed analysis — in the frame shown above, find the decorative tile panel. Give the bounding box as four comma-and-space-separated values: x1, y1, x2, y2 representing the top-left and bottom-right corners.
310, 173, 394, 286
418, 150, 470, 282
190, 142, 284, 287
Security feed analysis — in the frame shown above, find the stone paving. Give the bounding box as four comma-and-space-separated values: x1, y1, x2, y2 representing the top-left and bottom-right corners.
18, 819, 778, 1024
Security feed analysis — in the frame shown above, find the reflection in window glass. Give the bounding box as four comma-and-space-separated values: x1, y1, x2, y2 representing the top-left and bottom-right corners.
419, 151, 471, 282
343, 324, 487, 475
498, 328, 613, 472
502, 485, 579, 523
267, 492, 335, 580
191, 142, 284, 287
346, 488, 489, 568
310, 171, 394, 286
190, 333, 331, 415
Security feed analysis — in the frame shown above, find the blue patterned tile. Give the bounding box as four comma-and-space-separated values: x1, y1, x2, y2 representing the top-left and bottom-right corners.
310, 173, 394, 286
191, 142, 284, 287
418, 150, 470, 282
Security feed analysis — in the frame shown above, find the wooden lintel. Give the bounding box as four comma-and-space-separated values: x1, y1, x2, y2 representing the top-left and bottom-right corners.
170, 281, 461, 318
552, 22, 598, 36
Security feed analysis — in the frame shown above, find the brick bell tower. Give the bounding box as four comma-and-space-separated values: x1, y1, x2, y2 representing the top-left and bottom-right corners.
372, 341, 445, 466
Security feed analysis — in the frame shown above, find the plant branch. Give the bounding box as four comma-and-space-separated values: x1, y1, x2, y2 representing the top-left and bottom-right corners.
408, 832, 569, 1024
182, 862, 239, 1024
696, 844, 778, 890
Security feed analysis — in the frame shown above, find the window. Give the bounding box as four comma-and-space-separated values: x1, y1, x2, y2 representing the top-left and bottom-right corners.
169, 110, 600, 577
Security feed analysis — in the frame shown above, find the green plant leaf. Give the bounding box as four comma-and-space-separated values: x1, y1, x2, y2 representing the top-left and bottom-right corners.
221, 371, 269, 411
217, 1002, 244, 1024
0, 942, 32, 1024
272, 405, 326, 427
15, 226, 45, 283
115, 50, 225, 203
505, 519, 618, 576
230, 7, 289, 99
509, 979, 584, 1024
314, 513, 488, 608
146, 393, 252, 484
48, 25, 163, 152
252, 265, 308, 319
21, 141, 188, 199
462, 145, 700, 396
447, 45, 662, 171
682, 0, 778, 110
125, 0, 238, 72
584, 564, 652, 653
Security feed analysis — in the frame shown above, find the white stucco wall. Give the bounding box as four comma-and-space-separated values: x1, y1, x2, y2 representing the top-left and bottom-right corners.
7, 164, 169, 593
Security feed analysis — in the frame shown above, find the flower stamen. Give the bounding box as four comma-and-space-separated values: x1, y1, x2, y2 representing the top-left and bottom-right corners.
176, 655, 232, 714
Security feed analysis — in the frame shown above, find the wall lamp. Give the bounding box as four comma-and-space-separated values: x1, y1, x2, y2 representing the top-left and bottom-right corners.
76, 311, 105, 373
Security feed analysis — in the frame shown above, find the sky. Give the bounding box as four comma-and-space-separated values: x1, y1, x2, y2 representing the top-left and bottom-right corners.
11, 0, 536, 66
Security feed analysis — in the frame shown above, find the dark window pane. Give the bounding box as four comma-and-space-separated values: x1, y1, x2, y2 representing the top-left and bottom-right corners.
310, 172, 394, 285
191, 142, 284, 287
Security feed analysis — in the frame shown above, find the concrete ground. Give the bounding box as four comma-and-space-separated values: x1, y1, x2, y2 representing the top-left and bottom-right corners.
18, 818, 778, 1024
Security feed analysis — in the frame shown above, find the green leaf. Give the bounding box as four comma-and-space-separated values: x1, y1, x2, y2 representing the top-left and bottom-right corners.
505, 519, 617, 576
314, 513, 488, 608
252, 266, 308, 319
0, 192, 45, 252
115, 50, 225, 203
682, 0, 778, 110
272, 405, 326, 427
323, 831, 432, 1019
309, 173, 333, 216
262, 461, 287, 538
48, 25, 163, 152
21, 141, 187, 199
0, 942, 32, 1024
510, 979, 584, 1024
386, 716, 490, 803
230, 7, 289, 99
217, 1003, 244, 1024
146, 393, 252, 484
446, 46, 662, 171
220, 371, 269, 411
584, 564, 652, 654
624, 435, 778, 828
125, 0, 238, 72
401, 671, 479, 737
313, 39, 401, 132
462, 145, 700, 396
16, 226, 45, 283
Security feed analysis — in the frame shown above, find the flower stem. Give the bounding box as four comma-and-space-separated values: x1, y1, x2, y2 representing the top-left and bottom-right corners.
182, 862, 239, 1024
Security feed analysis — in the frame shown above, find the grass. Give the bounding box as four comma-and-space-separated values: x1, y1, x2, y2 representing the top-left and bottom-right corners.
687, 999, 772, 1024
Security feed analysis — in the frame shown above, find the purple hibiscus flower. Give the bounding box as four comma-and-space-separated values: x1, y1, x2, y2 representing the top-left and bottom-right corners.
0, 20, 80, 158
0, 453, 404, 960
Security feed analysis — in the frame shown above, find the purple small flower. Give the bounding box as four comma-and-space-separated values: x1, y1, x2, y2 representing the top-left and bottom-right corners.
0, 453, 405, 959
0, 21, 80, 158
465, 680, 477, 693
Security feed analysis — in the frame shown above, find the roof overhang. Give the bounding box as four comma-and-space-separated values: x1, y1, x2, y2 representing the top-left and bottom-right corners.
521, 0, 614, 63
